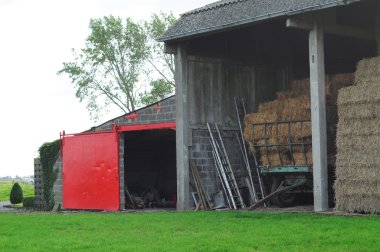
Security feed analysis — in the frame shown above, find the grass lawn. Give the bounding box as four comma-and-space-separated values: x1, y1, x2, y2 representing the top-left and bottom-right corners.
0, 211, 379, 251
0, 180, 34, 202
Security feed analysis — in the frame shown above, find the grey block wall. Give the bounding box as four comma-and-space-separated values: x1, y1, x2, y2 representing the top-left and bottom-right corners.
119, 134, 125, 210
189, 128, 246, 205
34, 158, 44, 208
53, 153, 62, 207
95, 96, 176, 131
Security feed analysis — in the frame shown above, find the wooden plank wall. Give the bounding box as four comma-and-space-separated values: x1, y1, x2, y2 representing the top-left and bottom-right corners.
187, 56, 286, 127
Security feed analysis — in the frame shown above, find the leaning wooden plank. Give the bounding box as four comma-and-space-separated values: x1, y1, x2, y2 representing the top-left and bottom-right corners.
124, 185, 136, 209
246, 180, 305, 211
193, 161, 212, 210
190, 160, 212, 210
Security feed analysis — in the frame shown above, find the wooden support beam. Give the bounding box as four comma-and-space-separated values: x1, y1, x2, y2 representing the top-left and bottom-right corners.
287, 17, 375, 41
309, 20, 329, 212
175, 44, 190, 211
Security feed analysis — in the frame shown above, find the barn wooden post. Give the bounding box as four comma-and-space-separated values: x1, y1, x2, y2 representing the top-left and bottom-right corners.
309, 20, 329, 212
175, 44, 190, 211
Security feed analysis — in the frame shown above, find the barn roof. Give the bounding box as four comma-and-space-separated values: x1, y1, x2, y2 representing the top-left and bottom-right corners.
159, 0, 364, 42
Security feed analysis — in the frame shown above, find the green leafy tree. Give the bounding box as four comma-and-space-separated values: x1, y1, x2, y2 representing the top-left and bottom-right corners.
10, 182, 23, 204
140, 12, 176, 103
59, 14, 176, 120
58, 16, 148, 120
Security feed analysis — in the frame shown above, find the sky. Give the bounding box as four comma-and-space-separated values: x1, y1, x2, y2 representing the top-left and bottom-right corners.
0, 0, 214, 177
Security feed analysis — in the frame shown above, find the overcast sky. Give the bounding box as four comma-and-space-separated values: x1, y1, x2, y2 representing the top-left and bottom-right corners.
0, 0, 214, 177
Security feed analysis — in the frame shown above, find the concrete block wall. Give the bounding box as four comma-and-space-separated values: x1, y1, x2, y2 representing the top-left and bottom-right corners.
34, 158, 44, 208
53, 153, 62, 207
96, 96, 176, 131
119, 134, 125, 210
189, 128, 246, 205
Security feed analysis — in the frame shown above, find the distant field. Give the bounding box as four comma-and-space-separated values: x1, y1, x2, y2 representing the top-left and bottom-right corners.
0, 179, 34, 201
0, 211, 379, 251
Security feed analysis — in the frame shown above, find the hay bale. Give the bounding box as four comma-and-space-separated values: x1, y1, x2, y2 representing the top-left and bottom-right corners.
335, 195, 380, 214
289, 73, 354, 98
338, 84, 380, 106
245, 112, 276, 124
338, 102, 380, 120
335, 60, 380, 213
336, 134, 380, 155
293, 151, 313, 166
259, 149, 290, 166
355, 57, 380, 86
336, 118, 380, 137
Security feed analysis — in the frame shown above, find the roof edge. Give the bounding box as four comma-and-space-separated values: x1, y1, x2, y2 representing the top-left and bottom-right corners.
159, 0, 357, 42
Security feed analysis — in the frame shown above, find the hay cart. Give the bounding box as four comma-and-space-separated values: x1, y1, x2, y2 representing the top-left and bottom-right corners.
249, 120, 313, 207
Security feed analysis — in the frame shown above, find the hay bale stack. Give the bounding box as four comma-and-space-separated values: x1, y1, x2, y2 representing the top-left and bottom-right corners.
334, 57, 380, 214
244, 73, 354, 167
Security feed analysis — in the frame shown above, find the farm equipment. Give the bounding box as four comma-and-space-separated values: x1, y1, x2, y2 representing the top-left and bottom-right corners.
246, 120, 313, 207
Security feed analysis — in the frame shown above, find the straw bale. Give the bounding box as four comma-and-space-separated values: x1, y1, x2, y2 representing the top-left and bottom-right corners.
336, 118, 380, 137
335, 195, 380, 214
335, 178, 380, 214
259, 149, 290, 166
336, 134, 380, 154
258, 100, 282, 115
335, 179, 380, 196
289, 73, 354, 98
355, 57, 380, 86
334, 59, 380, 214
326, 73, 355, 98
335, 165, 380, 181
338, 84, 380, 106
336, 152, 380, 167
251, 122, 312, 144
279, 96, 311, 121
244, 112, 276, 124
292, 151, 313, 166
338, 102, 380, 120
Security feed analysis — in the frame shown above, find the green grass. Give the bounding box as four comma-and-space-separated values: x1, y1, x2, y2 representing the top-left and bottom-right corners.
0, 211, 379, 251
0, 180, 34, 202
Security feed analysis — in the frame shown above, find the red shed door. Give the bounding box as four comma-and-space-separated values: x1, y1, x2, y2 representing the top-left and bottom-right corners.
62, 131, 119, 211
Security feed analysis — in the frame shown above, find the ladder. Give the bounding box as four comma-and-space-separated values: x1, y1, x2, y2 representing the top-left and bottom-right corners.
207, 123, 245, 209
234, 97, 266, 202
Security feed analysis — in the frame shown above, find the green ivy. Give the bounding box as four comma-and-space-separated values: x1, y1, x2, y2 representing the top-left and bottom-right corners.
39, 139, 60, 210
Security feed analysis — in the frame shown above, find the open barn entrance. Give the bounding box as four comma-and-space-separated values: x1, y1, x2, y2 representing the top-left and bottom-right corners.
123, 129, 176, 209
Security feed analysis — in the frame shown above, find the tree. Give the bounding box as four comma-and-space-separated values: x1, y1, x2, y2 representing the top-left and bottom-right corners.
140, 12, 177, 103
10, 182, 23, 204
58, 14, 176, 120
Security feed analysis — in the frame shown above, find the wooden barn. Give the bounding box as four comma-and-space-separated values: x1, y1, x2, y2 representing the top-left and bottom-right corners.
35, 0, 379, 213
160, 0, 379, 212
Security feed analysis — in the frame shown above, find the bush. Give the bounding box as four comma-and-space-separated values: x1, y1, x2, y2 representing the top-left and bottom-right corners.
23, 197, 35, 208
10, 182, 23, 204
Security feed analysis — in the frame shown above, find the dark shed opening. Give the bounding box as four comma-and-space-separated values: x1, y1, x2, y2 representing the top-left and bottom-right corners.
123, 129, 177, 209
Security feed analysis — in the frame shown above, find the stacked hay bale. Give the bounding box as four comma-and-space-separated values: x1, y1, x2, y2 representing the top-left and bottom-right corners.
244, 73, 354, 167
334, 57, 380, 214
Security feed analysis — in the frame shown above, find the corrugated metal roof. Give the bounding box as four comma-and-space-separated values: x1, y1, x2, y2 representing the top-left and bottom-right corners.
160, 0, 364, 42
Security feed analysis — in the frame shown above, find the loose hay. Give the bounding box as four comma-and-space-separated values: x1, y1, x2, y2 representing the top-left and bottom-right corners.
335, 57, 380, 214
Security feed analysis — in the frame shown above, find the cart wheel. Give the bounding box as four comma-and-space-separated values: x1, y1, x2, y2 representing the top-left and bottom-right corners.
271, 176, 296, 208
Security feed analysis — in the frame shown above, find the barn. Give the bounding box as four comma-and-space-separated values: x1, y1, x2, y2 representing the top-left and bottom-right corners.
159, 0, 379, 212
35, 0, 379, 213
49, 96, 176, 211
